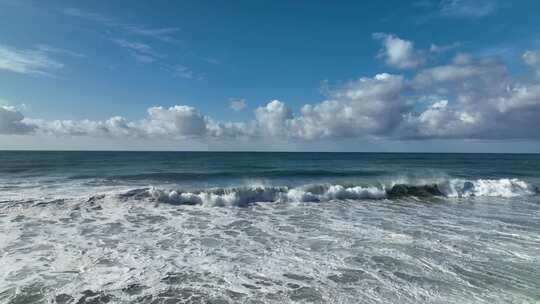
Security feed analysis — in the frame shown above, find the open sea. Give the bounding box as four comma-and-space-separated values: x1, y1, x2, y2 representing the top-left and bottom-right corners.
0, 151, 539, 303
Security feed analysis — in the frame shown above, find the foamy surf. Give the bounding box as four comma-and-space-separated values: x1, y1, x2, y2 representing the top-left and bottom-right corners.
438, 178, 535, 198
120, 178, 539, 207
2, 152, 540, 303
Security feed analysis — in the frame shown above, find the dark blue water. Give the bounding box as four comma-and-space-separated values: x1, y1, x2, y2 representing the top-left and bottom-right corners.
2, 151, 540, 186
1, 152, 539, 303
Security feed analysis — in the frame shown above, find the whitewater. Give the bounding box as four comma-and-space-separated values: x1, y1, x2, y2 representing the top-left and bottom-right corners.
1, 152, 539, 303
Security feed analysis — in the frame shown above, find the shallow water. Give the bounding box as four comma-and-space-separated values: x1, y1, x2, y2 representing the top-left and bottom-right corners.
1, 152, 539, 303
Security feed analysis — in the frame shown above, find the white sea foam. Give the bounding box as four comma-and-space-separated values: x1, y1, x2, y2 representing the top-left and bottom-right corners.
142, 178, 536, 206
147, 184, 387, 206
1, 182, 539, 303
322, 185, 387, 200
439, 178, 535, 198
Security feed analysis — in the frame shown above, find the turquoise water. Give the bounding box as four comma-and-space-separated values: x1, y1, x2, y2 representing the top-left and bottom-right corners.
0, 152, 539, 303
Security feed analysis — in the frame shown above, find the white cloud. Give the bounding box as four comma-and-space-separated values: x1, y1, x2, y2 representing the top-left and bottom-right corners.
229, 99, 247, 111
523, 50, 540, 67
110, 39, 202, 79
206, 120, 251, 138
28, 107, 205, 138
143, 105, 208, 136
21, 105, 249, 139
62, 8, 114, 24
248, 50, 540, 141
523, 50, 540, 77
400, 99, 483, 139
35, 44, 86, 58
27, 116, 138, 137
400, 51, 540, 140
0, 106, 34, 134
429, 42, 461, 54
111, 39, 158, 56
496, 83, 540, 113
255, 100, 293, 137
168, 65, 205, 80
373, 33, 425, 69
0, 44, 63, 76
122, 25, 180, 43
62, 8, 180, 43
412, 54, 505, 88
62, 8, 203, 79
4, 39, 540, 143
111, 38, 163, 63
439, 0, 497, 18
254, 74, 407, 139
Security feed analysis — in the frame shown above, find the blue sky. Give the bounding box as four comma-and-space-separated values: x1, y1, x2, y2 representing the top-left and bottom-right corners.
1, 0, 540, 151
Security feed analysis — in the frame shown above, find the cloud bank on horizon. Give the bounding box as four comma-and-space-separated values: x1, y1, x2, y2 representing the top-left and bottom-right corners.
2, 32, 540, 142
1, 0, 540, 150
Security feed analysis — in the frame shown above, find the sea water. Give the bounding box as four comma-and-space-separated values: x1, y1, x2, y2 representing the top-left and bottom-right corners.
0, 152, 539, 303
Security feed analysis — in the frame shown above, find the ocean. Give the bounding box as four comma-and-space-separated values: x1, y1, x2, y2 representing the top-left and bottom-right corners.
0, 151, 539, 303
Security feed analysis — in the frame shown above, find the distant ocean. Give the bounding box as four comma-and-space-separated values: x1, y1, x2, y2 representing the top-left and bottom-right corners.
1, 151, 539, 303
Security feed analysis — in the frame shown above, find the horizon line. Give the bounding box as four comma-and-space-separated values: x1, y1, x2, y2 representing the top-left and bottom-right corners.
0, 149, 539, 154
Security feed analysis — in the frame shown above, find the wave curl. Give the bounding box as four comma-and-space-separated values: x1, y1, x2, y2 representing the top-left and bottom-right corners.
116, 178, 537, 206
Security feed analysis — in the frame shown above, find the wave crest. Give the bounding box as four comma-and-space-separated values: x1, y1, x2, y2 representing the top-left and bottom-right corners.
439, 178, 534, 198
117, 178, 537, 206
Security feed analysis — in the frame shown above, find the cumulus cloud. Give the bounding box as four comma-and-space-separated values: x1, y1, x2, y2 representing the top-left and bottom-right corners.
28, 116, 138, 137
373, 33, 425, 69
400, 99, 483, 139
249, 50, 540, 141
412, 54, 505, 88
523, 50, 540, 77
0, 44, 63, 76
254, 74, 408, 139
255, 100, 293, 137
0, 106, 34, 134
373, 33, 461, 70
142, 105, 208, 136
294, 73, 407, 138
17, 105, 249, 139
400, 52, 540, 140
4, 41, 540, 143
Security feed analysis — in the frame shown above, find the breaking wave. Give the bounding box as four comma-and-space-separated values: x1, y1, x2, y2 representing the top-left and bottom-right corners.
118, 178, 537, 206
438, 178, 535, 198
